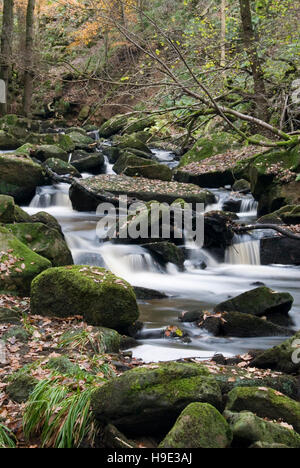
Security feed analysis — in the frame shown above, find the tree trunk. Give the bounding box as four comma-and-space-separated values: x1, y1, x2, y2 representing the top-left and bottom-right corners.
0, 0, 14, 115
239, 0, 268, 121
23, 0, 35, 117
220, 0, 226, 68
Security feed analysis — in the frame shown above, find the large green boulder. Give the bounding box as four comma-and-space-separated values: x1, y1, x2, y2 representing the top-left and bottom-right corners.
159, 403, 232, 448
224, 411, 300, 448
91, 362, 222, 435
0, 153, 46, 203
226, 386, 300, 433
113, 134, 152, 155
99, 115, 155, 138
113, 153, 172, 181
258, 205, 300, 225
252, 331, 300, 374
30, 211, 63, 234
0, 130, 20, 150
30, 265, 139, 330
7, 222, 73, 267
43, 158, 81, 178
70, 150, 105, 173
67, 131, 94, 150
70, 174, 216, 212
26, 133, 75, 152
0, 195, 15, 223
35, 145, 69, 162
0, 226, 51, 296
214, 287, 293, 318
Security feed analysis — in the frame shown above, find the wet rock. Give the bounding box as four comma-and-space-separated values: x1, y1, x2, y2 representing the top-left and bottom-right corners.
31, 265, 139, 331
0, 130, 20, 150
203, 211, 235, 249
179, 310, 203, 323
30, 211, 63, 234
134, 287, 167, 300
226, 386, 300, 433
67, 131, 95, 150
35, 144, 69, 162
99, 114, 155, 138
159, 403, 232, 448
260, 237, 300, 266
200, 311, 292, 338
142, 242, 185, 269
214, 287, 293, 318
0, 153, 46, 203
232, 179, 251, 194
251, 330, 300, 374
71, 150, 104, 173
43, 158, 81, 178
7, 222, 73, 267
113, 134, 152, 155
26, 133, 75, 152
224, 410, 300, 448
70, 174, 215, 212
6, 374, 38, 403
0, 226, 52, 296
91, 362, 222, 435
0, 195, 15, 223
222, 198, 242, 213
113, 153, 172, 181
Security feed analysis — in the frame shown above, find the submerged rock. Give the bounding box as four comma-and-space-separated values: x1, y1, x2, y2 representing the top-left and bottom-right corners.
0, 226, 52, 296
70, 174, 216, 212
30, 265, 139, 330
224, 410, 300, 448
159, 403, 232, 448
91, 362, 222, 435
214, 287, 293, 318
226, 386, 300, 433
0, 153, 46, 203
7, 222, 73, 267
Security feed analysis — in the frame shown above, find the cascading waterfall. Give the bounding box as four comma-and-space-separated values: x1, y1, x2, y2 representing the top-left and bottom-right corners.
225, 234, 261, 265
29, 184, 72, 209
239, 197, 258, 216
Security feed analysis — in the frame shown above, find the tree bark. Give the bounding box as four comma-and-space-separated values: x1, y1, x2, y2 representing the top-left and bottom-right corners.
23, 0, 35, 117
0, 0, 14, 115
239, 0, 268, 121
220, 0, 226, 68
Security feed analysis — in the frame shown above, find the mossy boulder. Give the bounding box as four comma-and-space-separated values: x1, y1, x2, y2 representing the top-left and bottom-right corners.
43, 158, 81, 178
0, 307, 21, 324
70, 150, 105, 173
113, 134, 152, 155
252, 330, 300, 374
0, 153, 46, 203
224, 411, 300, 448
200, 311, 292, 338
142, 242, 185, 269
67, 131, 94, 150
258, 205, 300, 225
3, 326, 29, 342
26, 133, 75, 152
34, 145, 69, 162
178, 132, 239, 167
99, 115, 155, 138
7, 222, 73, 267
30, 211, 63, 234
257, 180, 300, 216
159, 403, 232, 448
214, 287, 293, 318
0, 226, 52, 296
70, 174, 216, 212
6, 374, 38, 403
91, 362, 222, 435
232, 179, 251, 193
30, 265, 139, 330
0, 195, 15, 223
0, 130, 20, 150
14, 143, 35, 158
226, 386, 300, 433
113, 153, 172, 181
14, 205, 32, 223
46, 356, 82, 376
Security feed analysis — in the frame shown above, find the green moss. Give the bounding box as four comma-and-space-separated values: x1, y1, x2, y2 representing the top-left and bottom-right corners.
44, 158, 80, 177
47, 356, 82, 376
67, 131, 94, 149
0, 195, 15, 223
6, 373, 37, 403
159, 403, 232, 448
3, 326, 29, 342
26, 134, 75, 152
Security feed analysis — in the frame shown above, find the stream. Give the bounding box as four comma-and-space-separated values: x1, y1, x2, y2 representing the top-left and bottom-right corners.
22, 145, 300, 363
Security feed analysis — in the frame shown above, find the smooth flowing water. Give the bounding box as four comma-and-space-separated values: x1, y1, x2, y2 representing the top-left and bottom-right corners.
23, 148, 300, 362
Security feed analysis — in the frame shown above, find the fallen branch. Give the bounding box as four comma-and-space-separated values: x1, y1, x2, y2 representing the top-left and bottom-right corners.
235, 223, 300, 240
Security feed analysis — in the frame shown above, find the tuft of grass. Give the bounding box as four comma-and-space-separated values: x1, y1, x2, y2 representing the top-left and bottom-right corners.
23, 375, 100, 448
0, 423, 16, 448
58, 329, 104, 354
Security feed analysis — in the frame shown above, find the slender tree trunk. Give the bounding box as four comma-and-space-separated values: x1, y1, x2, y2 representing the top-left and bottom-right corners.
239, 0, 268, 121
0, 0, 14, 115
220, 0, 226, 68
23, 0, 35, 117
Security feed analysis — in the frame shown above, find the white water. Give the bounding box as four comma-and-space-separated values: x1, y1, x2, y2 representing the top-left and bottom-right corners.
22, 153, 300, 362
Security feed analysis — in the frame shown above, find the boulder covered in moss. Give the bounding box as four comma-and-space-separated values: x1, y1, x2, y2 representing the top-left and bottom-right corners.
14, 205, 32, 223
113, 134, 152, 155
6, 373, 38, 403
0, 153, 46, 203
0, 226, 52, 296
70, 150, 105, 173
30, 211, 63, 234
232, 179, 251, 193
30, 265, 139, 330
70, 174, 216, 212
224, 410, 300, 448
159, 403, 232, 448
214, 287, 293, 318
34, 144, 69, 162
99, 115, 155, 138
0, 130, 20, 150
0, 195, 15, 223
0, 307, 21, 324
226, 386, 300, 433
113, 153, 172, 181
43, 158, 81, 178
91, 361, 222, 435
3, 326, 30, 342
67, 131, 94, 150
26, 133, 75, 152
7, 222, 73, 267
200, 311, 292, 338
142, 242, 184, 269
252, 330, 300, 374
